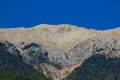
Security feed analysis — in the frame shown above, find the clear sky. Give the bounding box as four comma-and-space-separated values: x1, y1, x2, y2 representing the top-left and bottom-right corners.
0, 0, 120, 30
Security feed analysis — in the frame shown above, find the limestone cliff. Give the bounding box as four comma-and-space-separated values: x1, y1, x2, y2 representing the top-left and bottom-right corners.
0, 24, 120, 80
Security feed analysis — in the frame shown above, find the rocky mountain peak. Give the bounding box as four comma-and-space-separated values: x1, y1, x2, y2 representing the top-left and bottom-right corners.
31, 24, 81, 33
0, 24, 120, 80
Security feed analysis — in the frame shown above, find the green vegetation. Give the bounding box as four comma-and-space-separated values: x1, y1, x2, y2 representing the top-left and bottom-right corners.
0, 42, 50, 80
0, 71, 49, 80
65, 54, 120, 80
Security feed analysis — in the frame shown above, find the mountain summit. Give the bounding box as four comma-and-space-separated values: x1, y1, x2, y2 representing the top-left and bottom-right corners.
0, 24, 120, 80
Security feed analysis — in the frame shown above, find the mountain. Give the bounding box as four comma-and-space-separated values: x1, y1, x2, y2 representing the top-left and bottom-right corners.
64, 38, 120, 80
0, 41, 49, 80
0, 24, 120, 80
64, 54, 120, 80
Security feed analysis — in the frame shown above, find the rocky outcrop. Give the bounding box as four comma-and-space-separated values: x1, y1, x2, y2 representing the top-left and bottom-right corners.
69, 37, 120, 62
0, 41, 35, 71
0, 41, 21, 58
21, 42, 49, 64
0, 24, 120, 80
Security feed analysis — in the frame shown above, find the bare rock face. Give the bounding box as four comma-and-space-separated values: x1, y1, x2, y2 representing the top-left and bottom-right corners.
70, 37, 120, 62
0, 41, 21, 57
0, 24, 120, 80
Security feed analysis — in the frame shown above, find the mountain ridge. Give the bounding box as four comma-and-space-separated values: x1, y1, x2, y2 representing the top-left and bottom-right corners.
0, 24, 120, 51
0, 24, 120, 80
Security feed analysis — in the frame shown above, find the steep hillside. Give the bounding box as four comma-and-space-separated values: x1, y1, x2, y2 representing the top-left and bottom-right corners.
0, 41, 49, 80
65, 54, 120, 80
0, 24, 120, 80
64, 37, 120, 80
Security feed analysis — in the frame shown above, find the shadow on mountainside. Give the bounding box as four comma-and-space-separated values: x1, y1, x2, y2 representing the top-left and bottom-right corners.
0, 42, 34, 71
0, 42, 49, 80
65, 54, 120, 80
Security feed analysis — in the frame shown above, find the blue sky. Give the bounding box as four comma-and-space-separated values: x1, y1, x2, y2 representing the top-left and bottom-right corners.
0, 0, 120, 30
